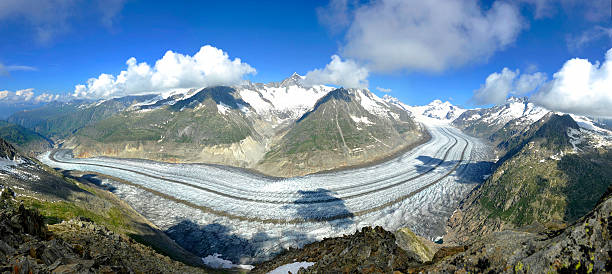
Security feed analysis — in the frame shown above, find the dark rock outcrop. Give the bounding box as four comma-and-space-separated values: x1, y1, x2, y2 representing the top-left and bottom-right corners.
0, 188, 206, 273
252, 226, 418, 273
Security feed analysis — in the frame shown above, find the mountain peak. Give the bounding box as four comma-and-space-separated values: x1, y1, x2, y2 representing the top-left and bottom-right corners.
506, 96, 528, 104
279, 72, 305, 87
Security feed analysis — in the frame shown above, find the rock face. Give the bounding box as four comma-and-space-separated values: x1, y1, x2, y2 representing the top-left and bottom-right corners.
0, 138, 19, 161
0, 189, 205, 273
252, 226, 418, 273
395, 227, 438, 263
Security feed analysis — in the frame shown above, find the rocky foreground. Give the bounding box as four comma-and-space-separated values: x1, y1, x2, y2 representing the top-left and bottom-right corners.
0, 187, 206, 273
254, 186, 612, 273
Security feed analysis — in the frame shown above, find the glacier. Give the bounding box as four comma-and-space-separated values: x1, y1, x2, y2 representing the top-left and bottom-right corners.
40, 119, 492, 264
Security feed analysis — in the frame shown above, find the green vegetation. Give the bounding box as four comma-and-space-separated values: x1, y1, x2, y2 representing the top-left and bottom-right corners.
0, 120, 51, 152
557, 151, 612, 221
7, 95, 156, 140
473, 114, 612, 228
19, 198, 128, 231
74, 87, 253, 148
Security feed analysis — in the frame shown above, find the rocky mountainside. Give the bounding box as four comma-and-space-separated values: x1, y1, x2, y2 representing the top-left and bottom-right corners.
25, 74, 426, 177
446, 113, 612, 243
0, 188, 207, 273
258, 88, 425, 176
252, 226, 419, 273
256, 184, 612, 273
7, 95, 157, 141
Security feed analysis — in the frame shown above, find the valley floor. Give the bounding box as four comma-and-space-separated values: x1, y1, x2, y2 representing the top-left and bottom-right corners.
39, 120, 493, 265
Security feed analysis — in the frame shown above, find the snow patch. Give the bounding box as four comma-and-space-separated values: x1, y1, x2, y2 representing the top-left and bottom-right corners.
356, 89, 389, 117
350, 115, 374, 125
269, 262, 315, 274
217, 102, 231, 115
567, 128, 584, 151
201, 253, 253, 270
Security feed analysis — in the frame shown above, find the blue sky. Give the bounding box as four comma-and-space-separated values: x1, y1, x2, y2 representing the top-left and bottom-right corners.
1, 0, 611, 110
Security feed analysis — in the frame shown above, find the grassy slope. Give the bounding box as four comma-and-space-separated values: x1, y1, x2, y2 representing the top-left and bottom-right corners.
7, 159, 207, 267
259, 89, 420, 176
7, 95, 156, 140
0, 120, 51, 153
450, 114, 612, 241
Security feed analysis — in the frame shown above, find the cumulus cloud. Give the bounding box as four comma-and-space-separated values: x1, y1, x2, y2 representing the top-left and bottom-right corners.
0, 88, 60, 103
73, 45, 256, 99
0, 63, 37, 76
472, 68, 546, 105
532, 48, 612, 118
376, 86, 391, 93
0, 0, 126, 43
303, 55, 368, 88
319, 0, 524, 72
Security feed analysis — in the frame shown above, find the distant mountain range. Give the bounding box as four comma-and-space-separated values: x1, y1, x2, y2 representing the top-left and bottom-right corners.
6, 74, 426, 177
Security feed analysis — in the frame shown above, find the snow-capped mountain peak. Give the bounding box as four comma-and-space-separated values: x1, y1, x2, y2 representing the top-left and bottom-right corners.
278, 72, 305, 88
409, 100, 466, 122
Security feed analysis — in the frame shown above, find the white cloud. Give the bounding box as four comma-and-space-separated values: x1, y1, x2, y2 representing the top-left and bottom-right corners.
303, 55, 368, 89
0, 0, 125, 43
521, 0, 610, 21
316, 0, 355, 34
323, 0, 524, 72
73, 45, 256, 99
533, 48, 612, 118
0, 88, 60, 103
0, 63, 37, 76
99, 0, 126, 29
376, 86, 391, 93
472, 68, 546, 105
567, 26, 612, 51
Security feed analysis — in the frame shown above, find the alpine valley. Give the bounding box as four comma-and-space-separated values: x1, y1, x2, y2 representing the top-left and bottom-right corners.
1, 71, 611, 272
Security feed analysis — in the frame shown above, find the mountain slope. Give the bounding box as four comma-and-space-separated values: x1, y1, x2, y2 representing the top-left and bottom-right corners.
0, 120, 52, 154
257, 88, 425, 176
67, 86, 269, 167
452, 97, 549, 152
7, 95, 157, 141
446, 114, 612, 243
60, 74, 426, 177
0, 137, 207, 268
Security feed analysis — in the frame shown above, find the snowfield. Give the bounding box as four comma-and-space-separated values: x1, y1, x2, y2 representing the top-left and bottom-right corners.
40, 119, 492, 265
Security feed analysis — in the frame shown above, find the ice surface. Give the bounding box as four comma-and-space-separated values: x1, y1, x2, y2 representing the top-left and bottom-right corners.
201, 253, 253, 270
269, 262, 315, 274
40, 122, 493, 264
